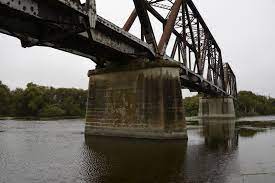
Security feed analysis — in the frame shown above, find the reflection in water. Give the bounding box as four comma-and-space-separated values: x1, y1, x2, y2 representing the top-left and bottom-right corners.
83, 120, 240, 183
202, 119, 238, 150
239, 128, 258, 138
181, 119, 240, 183
239, 127, 267, 138
84, 136, 187, 183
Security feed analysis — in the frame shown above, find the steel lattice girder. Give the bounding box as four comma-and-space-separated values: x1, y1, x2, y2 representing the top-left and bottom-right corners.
0, 0, 237, 98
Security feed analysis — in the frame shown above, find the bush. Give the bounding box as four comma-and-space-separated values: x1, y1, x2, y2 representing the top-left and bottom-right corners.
39, 105, 66, 117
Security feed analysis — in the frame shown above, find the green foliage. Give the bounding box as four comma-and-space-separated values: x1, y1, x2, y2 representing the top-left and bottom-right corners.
183, 91, 275, 117
184, 95, 200, 117
236, 91, 275, 117
2, 80, 275, 118
0, 81, 87, 118
0, 81, 11, 116
39, 105, 66, 117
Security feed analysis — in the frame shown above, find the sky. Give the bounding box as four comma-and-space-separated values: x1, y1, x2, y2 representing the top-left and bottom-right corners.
1, 0, 275, 97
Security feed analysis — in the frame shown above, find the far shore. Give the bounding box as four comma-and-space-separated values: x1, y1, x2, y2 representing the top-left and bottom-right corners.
2, 115, 275, 126
0, 116, 84, 121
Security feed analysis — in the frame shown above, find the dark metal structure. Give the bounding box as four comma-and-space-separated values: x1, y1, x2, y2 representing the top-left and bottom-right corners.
0, 0, 237, 97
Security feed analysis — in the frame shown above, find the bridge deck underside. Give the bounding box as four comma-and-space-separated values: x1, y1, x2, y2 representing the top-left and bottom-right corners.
0, 0, 156, 62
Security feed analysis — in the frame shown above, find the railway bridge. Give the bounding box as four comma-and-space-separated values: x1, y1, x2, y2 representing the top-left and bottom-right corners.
0, 0, 237, 139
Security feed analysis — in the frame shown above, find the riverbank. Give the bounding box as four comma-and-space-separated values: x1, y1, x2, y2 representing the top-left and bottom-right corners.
0, 116, 84, 121
186, 115, 275, 127
2, 115, 275, 131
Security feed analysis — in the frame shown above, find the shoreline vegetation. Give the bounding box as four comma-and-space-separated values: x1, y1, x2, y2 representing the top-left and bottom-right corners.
184, 91, 275, 117
0, 116, 84, 121
0, 81, 86, 120
1, 81, 275, 121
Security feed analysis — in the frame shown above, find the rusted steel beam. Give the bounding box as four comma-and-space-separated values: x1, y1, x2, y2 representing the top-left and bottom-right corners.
158, 0, 183, 55
223, 63, 237, 97
218, 53, 225, 91
180, 43, 186, 66
188, 47, 191, 70
178, 42, 181, 62
86, 0, 97, 28
186, 0, 221, 52
171, 38, 178, 58
133, 0, 158, 52
181, 1, 187, 65
200, 35, 208, 73
146, 3, 196, 53
141, 25, 145, 41
185, 5, 196, 50
197, 20, 202, 74
123, 9, 137, 32
185, 4, 200, 74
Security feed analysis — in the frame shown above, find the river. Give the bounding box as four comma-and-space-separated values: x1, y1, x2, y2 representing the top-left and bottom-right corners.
0, 117, 275, 183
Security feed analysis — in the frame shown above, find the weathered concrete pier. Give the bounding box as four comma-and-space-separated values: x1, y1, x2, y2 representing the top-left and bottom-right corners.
85, 60, 187, 139
199, 97, 237, 148
198, 97, 236, 120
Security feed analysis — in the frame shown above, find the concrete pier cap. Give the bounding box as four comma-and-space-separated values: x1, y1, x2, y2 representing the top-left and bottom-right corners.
85, 59, 188, 140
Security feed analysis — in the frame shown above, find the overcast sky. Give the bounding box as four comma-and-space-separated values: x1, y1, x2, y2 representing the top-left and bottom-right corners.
1, 0, 275, 97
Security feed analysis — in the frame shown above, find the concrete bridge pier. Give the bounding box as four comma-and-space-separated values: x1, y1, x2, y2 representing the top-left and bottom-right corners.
198, 97, 237, 148
198, 97, 236, 123
85, 60, 187, 140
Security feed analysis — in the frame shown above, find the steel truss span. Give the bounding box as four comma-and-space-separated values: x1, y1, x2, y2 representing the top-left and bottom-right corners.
0, 0, 237, 98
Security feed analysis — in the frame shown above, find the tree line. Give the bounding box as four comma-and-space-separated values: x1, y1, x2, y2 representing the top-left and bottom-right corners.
0, 81, 87, 118
1, 80, 275, 118
183, 91, 275, 117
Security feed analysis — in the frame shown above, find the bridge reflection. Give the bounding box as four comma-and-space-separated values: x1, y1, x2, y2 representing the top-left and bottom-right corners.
202, 119, 239, 150
83, 136, 187, 183
82, 119, 240, 183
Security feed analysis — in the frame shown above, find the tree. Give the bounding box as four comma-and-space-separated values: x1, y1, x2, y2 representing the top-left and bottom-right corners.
0, 81, 11, 116
183, 95, 200, 117
23, 83, 47, 116
236, 91, 275, 116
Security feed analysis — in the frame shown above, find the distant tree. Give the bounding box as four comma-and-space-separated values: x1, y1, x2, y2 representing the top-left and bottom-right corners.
10, 88, 25, 116
183, 95, 200, 117
1, 81, 87, 118
0, 81, 11, 116
2, 79, 275, 119
23, 83, 47, 116
183, 91, 275, 117
236, 91, 275, 117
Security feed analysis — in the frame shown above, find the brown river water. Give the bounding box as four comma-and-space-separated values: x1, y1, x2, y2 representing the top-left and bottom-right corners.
0, 118, 275, 183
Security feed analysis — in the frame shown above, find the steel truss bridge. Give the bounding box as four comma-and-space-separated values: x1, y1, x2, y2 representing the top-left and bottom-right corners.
0, 0, 237, 97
